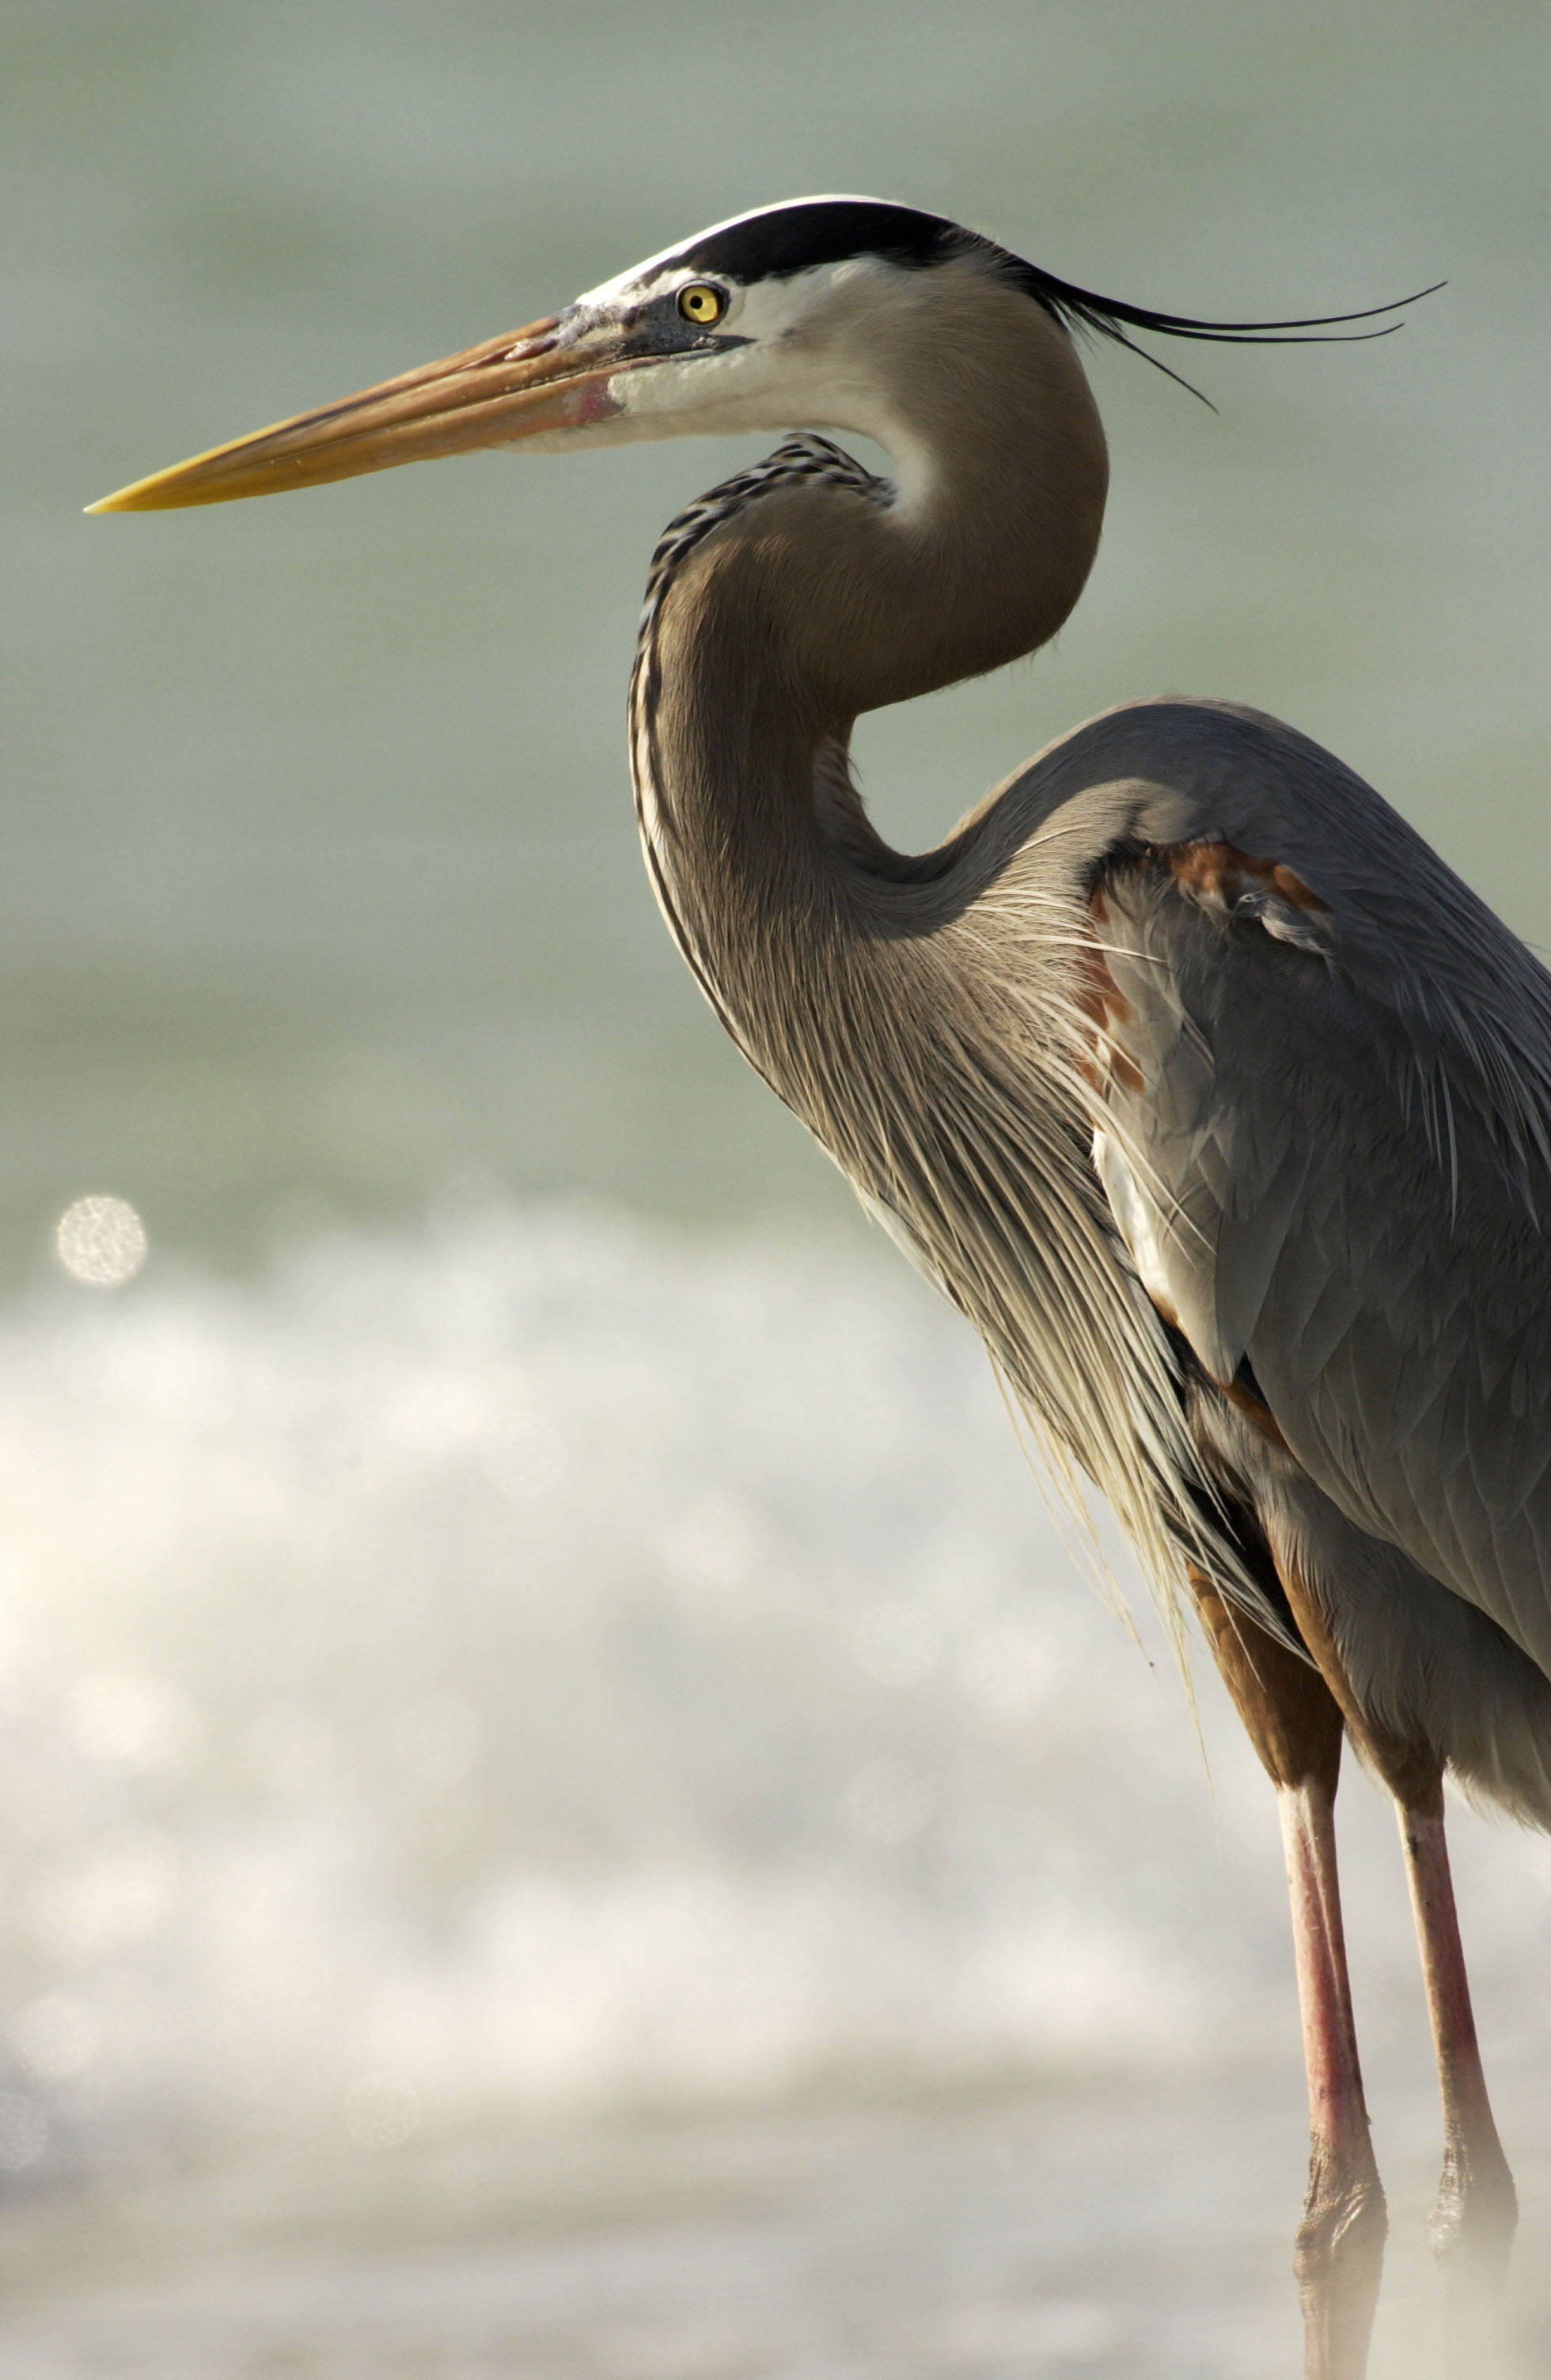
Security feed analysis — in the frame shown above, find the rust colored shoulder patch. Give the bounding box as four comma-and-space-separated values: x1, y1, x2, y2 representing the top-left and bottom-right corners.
1155, 839, 1328, 914
1145, 839, 1333, 957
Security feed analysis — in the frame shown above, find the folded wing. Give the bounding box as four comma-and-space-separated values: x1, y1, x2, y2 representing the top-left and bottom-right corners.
1066, 702, 1551, 1679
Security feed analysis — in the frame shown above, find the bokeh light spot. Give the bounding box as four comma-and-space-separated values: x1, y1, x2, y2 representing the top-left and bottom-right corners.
54, 1196, 147, 1289
9, 1995, 101, 2082
341, 2068, 420, 2150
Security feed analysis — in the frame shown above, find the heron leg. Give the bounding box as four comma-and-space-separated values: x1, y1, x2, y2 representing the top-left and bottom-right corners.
1188, 1570, 1386, 2380
1268, 1565, 1517, 2373
1395, 1789, 1517, 2373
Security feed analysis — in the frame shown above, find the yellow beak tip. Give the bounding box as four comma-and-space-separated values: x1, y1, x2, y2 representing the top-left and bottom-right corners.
85, 483, 152, 516
85, 473, 191, 514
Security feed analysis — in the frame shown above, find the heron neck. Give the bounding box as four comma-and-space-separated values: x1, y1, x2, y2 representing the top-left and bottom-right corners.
621, 313, 1223, 1633
628, 288, 1107, 1097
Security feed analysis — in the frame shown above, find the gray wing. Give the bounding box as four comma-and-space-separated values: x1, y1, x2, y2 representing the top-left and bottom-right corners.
1041, 699, 1551, 1680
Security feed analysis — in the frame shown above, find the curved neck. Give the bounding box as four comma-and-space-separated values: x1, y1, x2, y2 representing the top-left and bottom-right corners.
629, 276, 1107, 1082
623, 290, 1245, 1632
624, 309, 1219, 1601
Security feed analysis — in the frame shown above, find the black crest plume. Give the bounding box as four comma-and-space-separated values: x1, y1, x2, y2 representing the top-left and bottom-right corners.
1008, 249, 1443, 405
678, 202, 1442, 410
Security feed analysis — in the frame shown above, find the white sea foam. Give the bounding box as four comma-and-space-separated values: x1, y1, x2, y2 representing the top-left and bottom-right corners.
0, 1204, 1543, 2167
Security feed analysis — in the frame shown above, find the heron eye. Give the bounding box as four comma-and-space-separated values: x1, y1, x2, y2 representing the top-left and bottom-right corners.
677, 282, 725, 326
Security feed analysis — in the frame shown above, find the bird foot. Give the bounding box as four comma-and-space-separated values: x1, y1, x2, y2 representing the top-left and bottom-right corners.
1427, 2140, 1518, 2379
1295, 2162, 1387, 2380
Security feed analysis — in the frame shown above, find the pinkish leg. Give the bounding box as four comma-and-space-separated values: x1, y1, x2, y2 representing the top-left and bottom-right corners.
1185, 1571, 1386, 2376
1280, 1776, 1387, 2380
1396, 1801, 1516, 2374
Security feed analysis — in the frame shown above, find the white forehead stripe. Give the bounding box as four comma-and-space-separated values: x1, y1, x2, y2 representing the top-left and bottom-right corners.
576, 193, 897, 306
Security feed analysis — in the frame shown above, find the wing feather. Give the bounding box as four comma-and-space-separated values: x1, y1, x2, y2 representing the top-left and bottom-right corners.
1067, 702, 1551, 1678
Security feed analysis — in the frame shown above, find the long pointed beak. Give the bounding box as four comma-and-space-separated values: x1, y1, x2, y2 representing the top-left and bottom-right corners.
87, 315, 629, 514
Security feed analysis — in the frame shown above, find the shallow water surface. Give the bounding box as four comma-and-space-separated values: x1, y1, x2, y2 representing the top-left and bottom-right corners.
0, 2078, 1547, 2378
0, 1210, 1542, 2376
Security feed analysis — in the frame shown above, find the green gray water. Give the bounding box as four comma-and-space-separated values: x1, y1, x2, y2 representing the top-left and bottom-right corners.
6, 0, 1547, 1271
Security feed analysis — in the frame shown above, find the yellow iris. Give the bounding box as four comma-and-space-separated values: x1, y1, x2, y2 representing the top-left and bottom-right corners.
677, 282, 724, 326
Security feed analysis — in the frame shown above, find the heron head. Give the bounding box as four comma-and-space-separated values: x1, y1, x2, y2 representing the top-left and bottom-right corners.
88, 198, 1434, 515
85, 199, 1090, 514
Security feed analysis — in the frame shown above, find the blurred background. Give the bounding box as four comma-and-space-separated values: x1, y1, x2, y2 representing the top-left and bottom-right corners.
2, 1, 1549, 2373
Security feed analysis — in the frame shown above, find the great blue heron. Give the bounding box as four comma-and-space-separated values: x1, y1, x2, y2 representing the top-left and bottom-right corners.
91, 197, 1542, 2380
